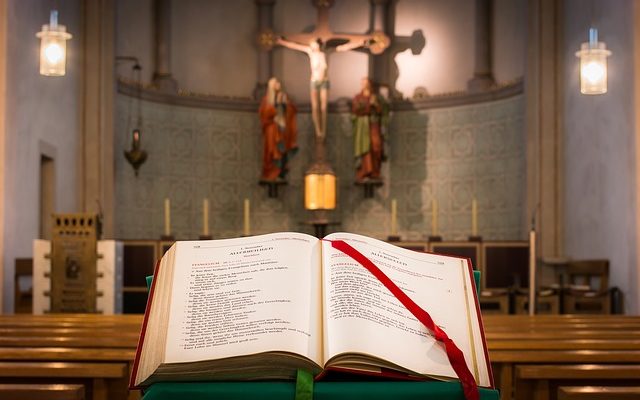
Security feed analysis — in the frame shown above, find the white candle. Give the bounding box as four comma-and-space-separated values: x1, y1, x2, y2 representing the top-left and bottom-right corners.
471, 197, 478, 236
164, 198, 171, 236
431, 199, 438, 236
529, 229, 536, 316
243, 198, 250, 236
203, 198, 209, 236
390, 199, 398, 235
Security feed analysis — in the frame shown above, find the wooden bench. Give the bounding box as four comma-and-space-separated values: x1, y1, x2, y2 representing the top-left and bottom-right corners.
0, 336, 138, 348
0, 383, 85, 400
1, 312, 640, 400
514, 365, 640, 400
484, 312, 640, 399
488, 339, 640, 350
0, 315, 141, 400
558, 386, 640, 400
0, 362, 127, 400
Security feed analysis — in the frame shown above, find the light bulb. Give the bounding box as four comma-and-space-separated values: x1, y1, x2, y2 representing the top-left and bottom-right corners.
44, 43, 64, 64
582, 61, 605, 85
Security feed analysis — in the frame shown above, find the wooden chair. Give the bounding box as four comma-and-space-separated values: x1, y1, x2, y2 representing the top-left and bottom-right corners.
479, 242, 531, 315
514, 288, 560, 314
563, 260, 611, 314
479, 289, 510, 314
14, 259, 33, 314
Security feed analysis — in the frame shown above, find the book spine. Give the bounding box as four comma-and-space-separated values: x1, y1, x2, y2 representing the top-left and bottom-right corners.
465, 258, 495, 388
129, 259, 162, 389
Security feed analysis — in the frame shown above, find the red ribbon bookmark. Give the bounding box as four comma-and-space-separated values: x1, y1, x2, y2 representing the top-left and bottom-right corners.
328, 239, 479, 400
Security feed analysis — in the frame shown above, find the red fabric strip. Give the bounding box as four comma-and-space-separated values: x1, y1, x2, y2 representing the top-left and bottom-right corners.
328, 239, 479, 400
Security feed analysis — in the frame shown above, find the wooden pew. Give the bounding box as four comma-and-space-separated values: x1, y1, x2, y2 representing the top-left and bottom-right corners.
1, 313, 640, 400
558, 386, 640, 400
488, 339, 640, 350
483, 315, 640, 400
0, 383, 85, 400
0, 336, 138, 348
514, 365, 640, 400
0, 315, 141, 400
0, 362, 127, 400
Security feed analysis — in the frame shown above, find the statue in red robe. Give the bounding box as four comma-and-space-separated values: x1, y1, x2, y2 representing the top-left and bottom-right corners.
259, 77, 298, 181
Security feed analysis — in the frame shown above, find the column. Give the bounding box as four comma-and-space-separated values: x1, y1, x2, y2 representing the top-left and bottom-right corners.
467, 0, 495, 91
153, 0, 177, 93
255, 0, 275, 98
525, 0, 564, 259
80, 0, 116, 238
368, 0, 390, 88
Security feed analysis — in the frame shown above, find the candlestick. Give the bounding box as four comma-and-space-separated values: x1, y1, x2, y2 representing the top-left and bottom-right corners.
471, 197, 478, 236
431, 199, 438, 236
164, 198, 171, 236
390, 199, 397, 235
243, 198, 250, 236
203, 198, 209, 237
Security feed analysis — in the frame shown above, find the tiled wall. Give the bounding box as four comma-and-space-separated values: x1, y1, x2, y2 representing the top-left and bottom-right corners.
114, 94, 525, 241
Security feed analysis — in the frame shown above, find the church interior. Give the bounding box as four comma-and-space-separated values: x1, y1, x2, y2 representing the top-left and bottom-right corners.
1, 0, 640, 399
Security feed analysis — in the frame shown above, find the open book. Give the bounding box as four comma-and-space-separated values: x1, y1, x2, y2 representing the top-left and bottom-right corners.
131, 232, 493, 389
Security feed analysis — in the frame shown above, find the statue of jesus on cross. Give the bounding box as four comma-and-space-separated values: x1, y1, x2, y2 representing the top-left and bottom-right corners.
276, 36, 366, 141
265, 0, 389, 143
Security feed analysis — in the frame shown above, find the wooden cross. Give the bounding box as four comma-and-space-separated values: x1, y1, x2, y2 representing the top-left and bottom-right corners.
260, 0, 389, 55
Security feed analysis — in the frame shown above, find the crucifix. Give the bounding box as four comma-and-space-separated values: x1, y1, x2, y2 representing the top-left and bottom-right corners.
261, 0, 389, 155
260, 0, 390, 235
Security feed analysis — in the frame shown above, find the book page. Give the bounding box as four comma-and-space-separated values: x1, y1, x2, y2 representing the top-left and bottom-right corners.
322, 233, 490, 387
164, 232, 323, 367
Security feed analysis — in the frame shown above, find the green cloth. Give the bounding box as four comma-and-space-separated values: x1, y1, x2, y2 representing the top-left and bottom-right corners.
295, 370, 313, 400
473, 271, 480, 297
143, 381, 499, 400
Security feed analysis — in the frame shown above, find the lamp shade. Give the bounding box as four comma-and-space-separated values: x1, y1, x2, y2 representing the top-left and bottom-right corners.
304, 170, 336, 210
575, 28, 611, 95
36, 10, 72, 76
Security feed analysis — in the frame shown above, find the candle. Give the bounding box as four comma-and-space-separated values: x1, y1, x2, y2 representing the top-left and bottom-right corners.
164, 198, 171, 236
390, 199, 398, 235
203, 198, 209, 237
471, 197, 478, 236
243, 198, 250, 236
431, 199, 438, 236
528, 229, 536, 316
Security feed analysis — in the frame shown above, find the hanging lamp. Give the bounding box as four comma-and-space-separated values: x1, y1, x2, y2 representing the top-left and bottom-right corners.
124, 63, 148, 176
36, 10, 72, 76
575, 28, 611, 95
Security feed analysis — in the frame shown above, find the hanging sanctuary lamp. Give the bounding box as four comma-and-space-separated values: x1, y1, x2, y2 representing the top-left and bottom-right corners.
124, 63, 148, 176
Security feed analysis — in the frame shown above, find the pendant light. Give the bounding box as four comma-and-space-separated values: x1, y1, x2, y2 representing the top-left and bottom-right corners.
575, 28, 611, 95
36, 10, 72, 76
